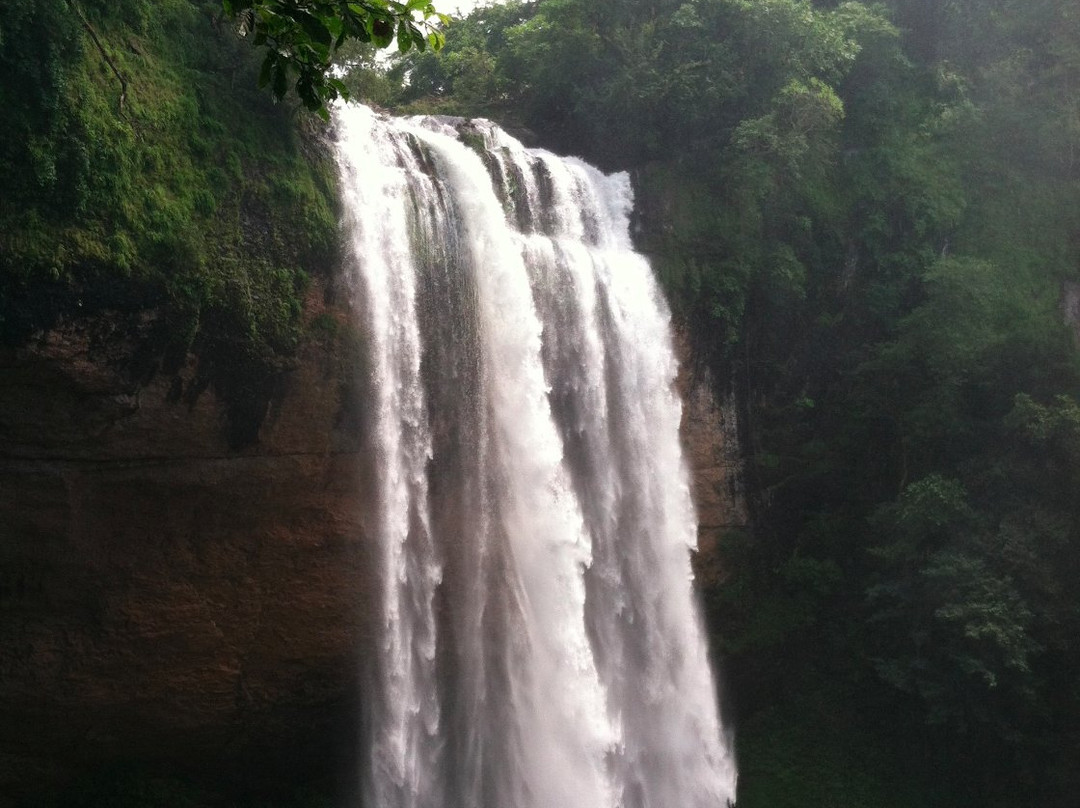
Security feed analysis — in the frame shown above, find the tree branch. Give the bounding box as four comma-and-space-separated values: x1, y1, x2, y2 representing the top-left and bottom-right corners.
65, 0, 128, 115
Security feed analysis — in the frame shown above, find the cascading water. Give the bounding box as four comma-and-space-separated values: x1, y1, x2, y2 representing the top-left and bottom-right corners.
335, 103, 737, 808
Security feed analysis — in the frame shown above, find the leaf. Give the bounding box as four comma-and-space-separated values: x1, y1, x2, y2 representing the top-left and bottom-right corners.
296, 12, 333, 47
297, 76, 317, 108
272, 62, 288, 99
371, 17, 393, 47
327, 77, 350, 100
410, 26, 426, 52
323, 14, 344, 39
307, 40, 331, 62
258, 52, 274, 88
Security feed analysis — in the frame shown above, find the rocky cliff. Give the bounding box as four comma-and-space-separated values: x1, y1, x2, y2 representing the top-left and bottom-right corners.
0, 285, 746, 804
0, 278, 378, 804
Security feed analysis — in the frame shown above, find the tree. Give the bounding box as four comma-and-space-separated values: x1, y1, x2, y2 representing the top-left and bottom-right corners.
221, 0, 449, 117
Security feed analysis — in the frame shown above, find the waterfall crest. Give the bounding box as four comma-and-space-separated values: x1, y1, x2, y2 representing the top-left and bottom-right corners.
335, 103, 737, 808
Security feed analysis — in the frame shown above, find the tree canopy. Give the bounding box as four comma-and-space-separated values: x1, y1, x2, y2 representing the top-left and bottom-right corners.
222, 0, 449, 117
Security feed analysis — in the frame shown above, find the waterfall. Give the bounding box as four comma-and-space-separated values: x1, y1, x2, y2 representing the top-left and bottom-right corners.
335, 104, 737, 808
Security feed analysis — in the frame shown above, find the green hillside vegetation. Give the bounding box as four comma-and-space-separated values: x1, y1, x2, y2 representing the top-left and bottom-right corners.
0, 0, 338, 444
375, 0, 1080, 804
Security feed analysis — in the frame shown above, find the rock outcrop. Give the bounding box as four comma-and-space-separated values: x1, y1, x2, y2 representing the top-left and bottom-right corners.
0, 281, 374, 804
681, 366, 748, 556
675, 334, 750, 589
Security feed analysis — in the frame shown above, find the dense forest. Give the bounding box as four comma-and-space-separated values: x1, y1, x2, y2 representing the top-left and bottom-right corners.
2, 0, 1079, 806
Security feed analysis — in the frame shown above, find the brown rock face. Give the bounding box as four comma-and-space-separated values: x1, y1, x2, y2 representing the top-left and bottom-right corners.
0, 288, 376, 804
675, 334, 749, 554
674, 331, 749, 599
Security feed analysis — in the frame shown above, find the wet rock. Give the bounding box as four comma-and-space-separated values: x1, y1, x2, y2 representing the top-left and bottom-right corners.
675, 331, 749, 586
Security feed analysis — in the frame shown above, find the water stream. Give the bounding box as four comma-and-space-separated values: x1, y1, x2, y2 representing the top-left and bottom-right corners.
335, 104, 737, 808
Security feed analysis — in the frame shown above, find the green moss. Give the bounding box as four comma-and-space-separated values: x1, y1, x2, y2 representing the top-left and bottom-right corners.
458, 127, 487, 155
0, 0, 340, 443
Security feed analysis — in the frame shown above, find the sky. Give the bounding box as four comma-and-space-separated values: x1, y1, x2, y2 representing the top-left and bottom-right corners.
445, 0, 495, 18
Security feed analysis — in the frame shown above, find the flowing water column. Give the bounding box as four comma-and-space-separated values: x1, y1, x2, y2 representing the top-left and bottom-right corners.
336, 105, 444, 808
580, 163, 738, 808
404, 118, 621, 808
337, 104, 737, 808
476, 124, 740, 807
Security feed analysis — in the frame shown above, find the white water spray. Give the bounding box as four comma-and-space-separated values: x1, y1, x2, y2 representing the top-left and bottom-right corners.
336, 104, 737, 808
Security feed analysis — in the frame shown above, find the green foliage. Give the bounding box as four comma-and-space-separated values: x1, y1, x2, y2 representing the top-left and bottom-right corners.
0, 0, 339, 443
222, 0, 448, 118
735, 699, 928, 808
391, 1, 532, 116
0, 0, 85, 219
867, 475, 1038, 724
